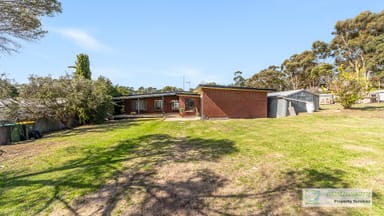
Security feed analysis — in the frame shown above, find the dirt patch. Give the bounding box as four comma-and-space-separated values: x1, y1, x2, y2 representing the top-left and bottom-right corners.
47, 134, 238, 216
343, 144, 377, 153
49, 158, 152, 216
372, 176, 384, 185
50, 162, 227, 216
48, 158, 350, 216
0, 140, 65, 162
349, 157, 377, 167
127, 166, 226, 215
264, 152, 285, 159
49, 155, 299, 216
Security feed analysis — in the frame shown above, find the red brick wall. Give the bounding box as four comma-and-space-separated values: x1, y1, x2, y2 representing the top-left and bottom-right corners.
124, 99, 131, 113
178, 95, 201, 116
124, 96, 179, 114
201, 88, 267, 118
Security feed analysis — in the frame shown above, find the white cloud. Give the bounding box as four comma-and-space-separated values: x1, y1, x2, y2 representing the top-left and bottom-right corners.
54, 28, 110, 51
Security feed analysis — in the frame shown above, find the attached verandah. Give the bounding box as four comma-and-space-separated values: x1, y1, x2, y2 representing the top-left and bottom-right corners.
113, 92, 201, 119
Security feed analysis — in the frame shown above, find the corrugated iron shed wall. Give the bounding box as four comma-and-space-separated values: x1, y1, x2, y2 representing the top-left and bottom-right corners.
268, 90, 319, 118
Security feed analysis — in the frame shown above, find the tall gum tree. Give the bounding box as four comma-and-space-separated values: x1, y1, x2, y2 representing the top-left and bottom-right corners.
0, 0, 62, 54
330, 10, 384, 90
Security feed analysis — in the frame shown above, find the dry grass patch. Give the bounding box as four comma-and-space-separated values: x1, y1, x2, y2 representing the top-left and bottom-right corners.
343, 144, 377, 153
349, 157, 378, 167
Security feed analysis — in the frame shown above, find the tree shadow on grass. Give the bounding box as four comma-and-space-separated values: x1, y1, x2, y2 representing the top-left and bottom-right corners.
129, 169, 228, 216
108, 167, 357, 215
2, 132, 373, 215
44, 119, 143, 139
257, 168, 351, 215
202, 168, 362, 215
0, 134, 237, 215
350, 105, 384, 112
77, 167, 229, 216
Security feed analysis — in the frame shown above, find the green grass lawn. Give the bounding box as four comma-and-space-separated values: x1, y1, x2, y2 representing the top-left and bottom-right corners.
1, 104, 384, 215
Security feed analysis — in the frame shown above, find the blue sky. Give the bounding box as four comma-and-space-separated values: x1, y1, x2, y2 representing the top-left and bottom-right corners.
1, 1, 383, 89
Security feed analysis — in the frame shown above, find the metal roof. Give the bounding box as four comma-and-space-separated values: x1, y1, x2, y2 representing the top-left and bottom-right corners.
114, 86, 274, 100
113, 91, 200, 100
268, 89, 318, 97
197, 84, 274, 92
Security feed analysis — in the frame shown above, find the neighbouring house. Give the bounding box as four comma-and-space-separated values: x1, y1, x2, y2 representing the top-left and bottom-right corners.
319, 94, 335, 105
358, 94, 377, 104
360, 90, 384, 103
373, 90, 384, 102
268, 89, 319, 118
113, 85, 273, 119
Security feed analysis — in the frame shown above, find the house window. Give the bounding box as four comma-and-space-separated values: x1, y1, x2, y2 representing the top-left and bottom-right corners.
185, 98, 195, 111
131, 100, 146, 112
171, 100, 179, 111
154, 100, 163, 111
138, 100, 146, 111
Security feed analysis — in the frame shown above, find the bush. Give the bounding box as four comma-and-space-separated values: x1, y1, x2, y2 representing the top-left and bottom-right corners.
331, 66, 366, 109
17, 75, 114, 127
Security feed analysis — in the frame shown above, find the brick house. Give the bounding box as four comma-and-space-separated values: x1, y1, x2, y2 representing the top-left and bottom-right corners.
198, 85, 270, 119
114, 85, 272, 119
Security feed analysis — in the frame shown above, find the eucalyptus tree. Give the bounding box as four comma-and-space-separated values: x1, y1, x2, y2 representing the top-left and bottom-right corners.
233, 71, 245, 87
309, 41, 335, 90
245, 66, 287, 91
0, 74, 17, 98
282, 50, 317, 90
0, 74, 18, 121
330, 10, 384, 90
0, 0, 61, 54
162, 86, 184, 92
